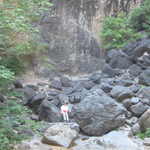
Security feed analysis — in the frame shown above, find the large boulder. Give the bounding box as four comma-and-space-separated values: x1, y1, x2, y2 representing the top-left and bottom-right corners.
110, 85, 134, 101
31, 91, 46, 106
102, 65, 123, 77
23, 87, 36, 105
73, 86, 126, 136
42, 123, 79, 148
39, 100, 62, 122
105, 49, 133, 69
138, 109, 150, 132
49, 80, 62, 90
14, 79, 23, 88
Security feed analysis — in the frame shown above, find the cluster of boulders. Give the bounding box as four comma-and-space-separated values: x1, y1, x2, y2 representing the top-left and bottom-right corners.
1, 37, 150, 149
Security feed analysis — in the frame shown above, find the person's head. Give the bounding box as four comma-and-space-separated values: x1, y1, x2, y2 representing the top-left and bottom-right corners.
64, 101, 68, 105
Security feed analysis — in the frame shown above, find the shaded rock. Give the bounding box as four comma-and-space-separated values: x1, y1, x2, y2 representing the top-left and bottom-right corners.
58, 94, 68, 104
47, 96, 53, 101
106, 49, 133, 69
84, 81, 95, 90
115, 79, 133, 87
39, 100, 62, 122
61, 87, 74, 95
123, 41, 138, 57
129, 102, 146, 117
122, 98, 132, 109
26, 85, 39, 91
60, 75, 71, 87
138, 68, 150, 86
133, 38, 150, 60
71, 92, 81, 103
129, 64, 143, 76
31, 91, 46, 106
102, 65, 123, 77
110, 85, 134, 101
42, 123, 79, 148
138, 109, 150, 132
130, 85, 140, 93
49, 90, 58, 96
52, 98, 60, 106
73, 82, 83, 92
0, 93, 5, 103
73, 86, 126, 136
89, 72, 101, 83
23, 87, 36, 104
100, 82, 113, 93
49, 80, 62, 90
14, 79, 23, 88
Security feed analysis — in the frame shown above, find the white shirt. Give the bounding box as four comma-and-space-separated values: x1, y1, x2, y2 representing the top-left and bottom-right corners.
61, 105, 68, 113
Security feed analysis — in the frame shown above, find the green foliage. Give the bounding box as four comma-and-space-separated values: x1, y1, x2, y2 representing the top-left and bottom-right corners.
100, 13, 141, 49
0, 55, 25, 75
0, 92, 43, 150
0, 0, 52, 76
136, 128, 150, 140
128, 0, 150, 36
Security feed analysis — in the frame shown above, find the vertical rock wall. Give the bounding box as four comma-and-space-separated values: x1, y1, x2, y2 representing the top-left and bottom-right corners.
35, 0, 139, 77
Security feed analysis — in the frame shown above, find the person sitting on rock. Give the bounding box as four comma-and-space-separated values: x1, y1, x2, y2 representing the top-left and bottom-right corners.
60, 101, 69, 122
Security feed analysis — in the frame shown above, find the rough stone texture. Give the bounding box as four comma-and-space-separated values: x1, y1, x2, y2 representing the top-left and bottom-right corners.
14, 79, 23, 88
73, 86, 126, 136
138, 68, 150, 86
105, 49, 133, 69
129, 102, 146, 118
38, 100, 62, 122
136, 87, 150, 99
99, 131, 139, 150
18, 139, 52, 150
31, 91, 46, 106
138, 109, 150, 132
42, 123, 79, 148
31, 0, 139, 76
110, 85, 134, 101
23, 87, 36, 104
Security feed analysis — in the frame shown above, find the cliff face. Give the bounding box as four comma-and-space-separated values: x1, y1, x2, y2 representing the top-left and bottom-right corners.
35, 0, 139, 77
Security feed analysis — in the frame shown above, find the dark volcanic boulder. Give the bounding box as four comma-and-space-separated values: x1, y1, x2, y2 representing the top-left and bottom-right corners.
39, 100, 62, 122
31, 91, 46, 106
138, 68, 150, 86
73, 86, 126, 136
102, 65, 123, 77
110, 85, 134, 101
105, 49, 133, 69
60, 76, 72, 87
14, 79, 23, 88
129, 102, 146, 117
89, 72, 101, 83
23, 87, 36, 104
49, 80, 62, 90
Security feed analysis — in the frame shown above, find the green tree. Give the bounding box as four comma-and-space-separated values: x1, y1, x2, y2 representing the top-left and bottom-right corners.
0, 0, 52, 75
128, 0, 150, 36
100, 12, 141, 49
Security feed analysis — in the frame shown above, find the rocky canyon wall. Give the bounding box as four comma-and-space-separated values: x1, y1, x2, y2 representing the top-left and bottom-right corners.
32, 0, 140, 77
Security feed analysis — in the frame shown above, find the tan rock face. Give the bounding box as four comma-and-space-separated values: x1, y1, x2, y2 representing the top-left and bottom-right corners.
30, 0, 140, 76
